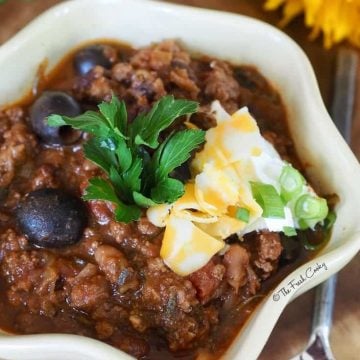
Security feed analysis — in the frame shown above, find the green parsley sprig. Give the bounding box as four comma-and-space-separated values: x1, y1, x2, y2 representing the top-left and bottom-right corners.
48, 95, 205, 223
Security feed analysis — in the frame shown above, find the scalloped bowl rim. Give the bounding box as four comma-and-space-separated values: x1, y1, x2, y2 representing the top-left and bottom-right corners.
0, 0, 359, 359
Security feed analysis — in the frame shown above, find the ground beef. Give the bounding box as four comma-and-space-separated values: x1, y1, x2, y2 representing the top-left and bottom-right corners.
114, 225, 162, 259
2, 249, 78, 315
136, 216, 160, 236
88, 200, 114, 225
130, 40, 191, 71
0, 122, 36, 188
131, 257, 218, 351
0, 228, 28, 258
111, 62, 133, 83
189, 107, 217, 130
110, 332, 150, 359
141, 257, 198, 314
74, 65, 115, 102
246, 265, 261, 295
94, 245, 139, 293
169, 67, 200, 99
30, 164, 59, 190
69, 266, 110, 312
245, 231, 283, 280
202, 60, 241, 113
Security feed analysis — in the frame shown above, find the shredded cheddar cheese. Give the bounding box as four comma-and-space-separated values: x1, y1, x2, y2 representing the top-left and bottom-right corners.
147, 102, 325, 276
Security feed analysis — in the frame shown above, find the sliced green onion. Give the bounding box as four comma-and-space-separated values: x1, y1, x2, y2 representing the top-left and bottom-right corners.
235, 207, 250, 223
250, 182, 285, 219
279, 165, 304, 202
295, 194, 328, 220
298, 218, 309, 230
324, 210, 336, 230
283, 226, 297, 237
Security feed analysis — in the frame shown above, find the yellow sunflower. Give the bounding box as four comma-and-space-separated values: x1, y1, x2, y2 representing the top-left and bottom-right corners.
264, 0, 360, 48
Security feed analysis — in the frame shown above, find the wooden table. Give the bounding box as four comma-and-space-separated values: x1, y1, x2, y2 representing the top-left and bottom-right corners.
0, 1, 359, 359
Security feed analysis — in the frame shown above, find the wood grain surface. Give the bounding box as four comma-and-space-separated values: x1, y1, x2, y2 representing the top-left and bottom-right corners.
0, 1, 359, 359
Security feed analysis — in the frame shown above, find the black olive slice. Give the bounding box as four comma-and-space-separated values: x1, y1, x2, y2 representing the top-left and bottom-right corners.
16, 188, 87, 248
30, 91, 82, 145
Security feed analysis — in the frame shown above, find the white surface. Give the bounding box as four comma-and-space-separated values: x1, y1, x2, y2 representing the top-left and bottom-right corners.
0, 0, 359, 359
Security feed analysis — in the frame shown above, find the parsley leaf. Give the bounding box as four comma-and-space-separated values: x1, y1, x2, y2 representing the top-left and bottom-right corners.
48, 94, 204, 222
115, 137, 132, 172
83, 137, 118, 174
151, 178, 185, 203
130, 95, 198, 149
153, 129, 205, 180
82, 178, 119, 203
83, 178, 141, 223
97, 95, 127, 138
108, 166, 133, 203
114, 205, 142, 223
133, 192, 158, 208
48, 111, 110, 137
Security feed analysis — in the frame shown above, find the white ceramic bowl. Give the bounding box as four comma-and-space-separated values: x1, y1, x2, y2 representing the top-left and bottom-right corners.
0, 0, 359, 359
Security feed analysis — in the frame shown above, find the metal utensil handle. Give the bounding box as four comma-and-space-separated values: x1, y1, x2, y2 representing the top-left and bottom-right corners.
331, 48, 358, 143
312, 275, 337, 337
311, 48, 358, 338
